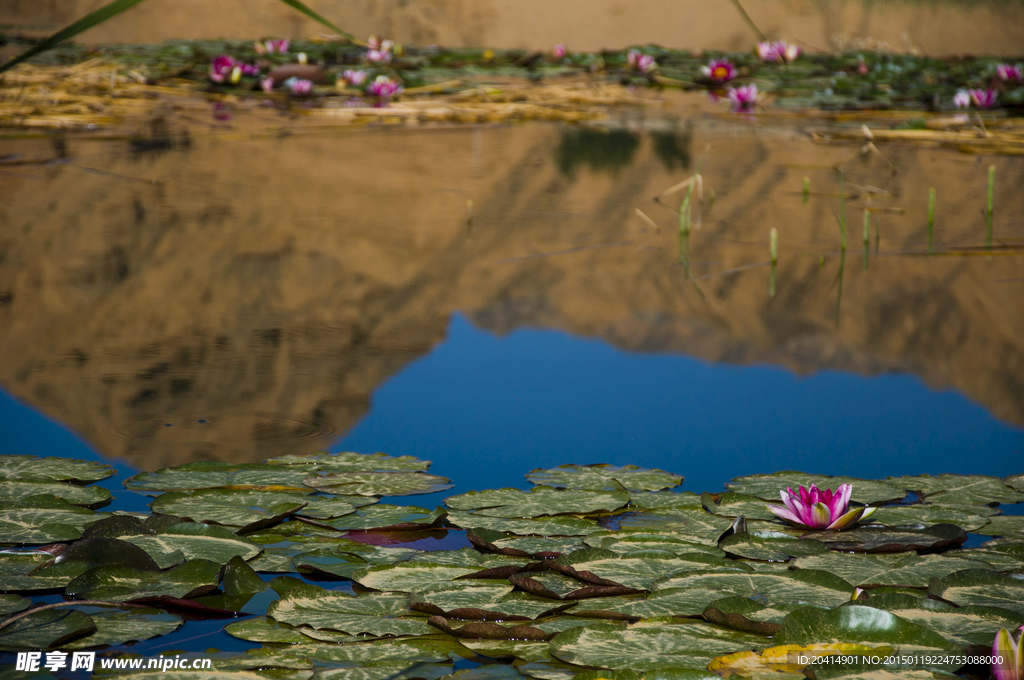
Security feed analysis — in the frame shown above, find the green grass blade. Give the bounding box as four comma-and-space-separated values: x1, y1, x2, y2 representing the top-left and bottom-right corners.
274, 0, 356, 42
0, 0, 150, 74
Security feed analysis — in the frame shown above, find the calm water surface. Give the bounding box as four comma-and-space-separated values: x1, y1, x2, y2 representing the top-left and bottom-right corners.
1, 105, 1022, 502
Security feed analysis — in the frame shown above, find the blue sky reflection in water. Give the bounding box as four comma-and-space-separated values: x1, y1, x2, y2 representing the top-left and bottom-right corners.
0, 312, 1021, 505
335, 313, 1023, 505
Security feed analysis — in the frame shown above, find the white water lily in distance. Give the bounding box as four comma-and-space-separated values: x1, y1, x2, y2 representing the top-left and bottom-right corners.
766, 483, 875, 530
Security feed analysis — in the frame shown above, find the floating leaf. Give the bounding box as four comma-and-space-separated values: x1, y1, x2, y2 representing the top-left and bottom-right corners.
960, 541, 1024, 571
0, 482, 111, 507
628, 491, 704, 510
267, 451, 431, 473
321, 505, 444, 531
489, 536, 586, 557
0, 552, 89, 591
445, 511, 603, 536
64, 610, 182, 649
150, 489, 331, 527
586, 531, 724, 557
793, 553, 993, 587
800, 524, 967, 553
122, 523, 261, 565
526, 465, 682, 492
353, 561, 484, 592
305, 471, 452, 497
727, 473, 904, 505
0, 594, 30, 616
864, 592, 1024, 647
653, 569, 854, 608
268, 585, 432, 637
550, 621, 769, 671
719, 532, 829, 561
773, 606, 960, 670
708, 643, 881, 680
446, 487, 629, 518
701, 493, 779, 521
703, 595, 818, 626
0, 608, 96, 650
0, 512, 82, 544
973, 515, 1024, 537
868, 504, 996, 531
58, 537, 162, 571
224, 616, 311, 644
554, 549, 725, 590
64, 559, 222, 602
928, 569, 1024, 616
125, 463, 317, 492
887, 474, 1024, 505
0, 455, 114, 483
616, 509, 733, 544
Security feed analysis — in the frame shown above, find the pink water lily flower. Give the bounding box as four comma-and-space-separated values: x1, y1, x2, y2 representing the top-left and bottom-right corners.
209, 55, 239, 84
284, 77, 314, 95
953, 89, 971, 109
702, 59, 737, 82
767, 483, 876, 530
994, 627, 1024, 680
756, 41, 780, 62
255, 39, 290, 55
778, 41, 801, 62
341, 69, 367, 87
726, 83, 759, 112
366, 75, 403, 99
969, 88, 998, 108
627, 49, 657, 73
996, 64, 1023, 82
756, 41, 800, 63
552, 44, 567, 60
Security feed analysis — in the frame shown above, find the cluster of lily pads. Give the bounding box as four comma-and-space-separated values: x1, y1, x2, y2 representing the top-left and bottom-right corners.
1, 452, 1024, 680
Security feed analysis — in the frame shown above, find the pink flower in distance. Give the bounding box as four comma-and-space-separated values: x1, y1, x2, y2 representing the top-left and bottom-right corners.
626, 49, 656, 73
552, 44, 567, 60
953, 90, 971, 109
255, 39, 290, 55
260, 76, 275, 92
767, 483, 876, 530
285, 77, 314, 95
366, 75, 402, 99
778, 41, 801, 62
209, 55, 239, 83
756, 41, 780, 62
342, 69, 367, 87
969, 88, 998, 109
993, 627, 1024, 680
366, 49, 392, 65
726, 83, 759, 112
996, 63, 1023, 82
702, 59, 737, 82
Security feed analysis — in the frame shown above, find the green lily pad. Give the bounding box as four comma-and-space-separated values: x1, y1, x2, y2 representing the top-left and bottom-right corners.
960, 541, 1024, 571
0, 455, 114, 483
412, 583, 568, 620
304, 471, 452, 497
122, 523, 261, 565
973, 515, 1024, 537
268, 585, 432, 637
525, 465, 682, 492
266, 451, 431, 472
868, 504, 996, 531
411, 581, 515, 610
573, 587, 735, 619
719, 532, 829, 561
653, 569, 854, 608
616, 509, 733, 544
550, 621, 769, 671
64, 610, 183, 649
64, 559, 222, 602
315, 662, 453, 680
353, 561, 484, 592
0, 482, 111, 507
490, 537, 586, 556
320, 504, 445, 531
793, 553, 993, 587
774, 606, 960, 670
800, 524, 967, 553
0, 552, 90, 591
887, 474, 1024, 505
445, 511, 603, 536
927, 569, 1024, 616
586, 531, 724, 557
628, 491, 703, 511
125, 462, 317, 492
553, 549, 725, 590
704, 595, 820, 626
224, 616, 311, 644
701, 493, 779, 521
727, 473, 904, 505
0, 608, 96, 651
150, 489, 327, 527
0, 512, 83, 544
446, 487, 629, 518
293, 549, 370, 579
863, 592, 1024, 646
459, 639, 554, 662
0, 594, 30, 615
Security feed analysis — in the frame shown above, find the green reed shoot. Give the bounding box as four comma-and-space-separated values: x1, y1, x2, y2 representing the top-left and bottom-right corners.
927, 187, 935, 254
803, 177, 810, 205
838, 171, 847, 252
862, 210, 870, 271
987, 165, 995, 248
769, 228, 778, 297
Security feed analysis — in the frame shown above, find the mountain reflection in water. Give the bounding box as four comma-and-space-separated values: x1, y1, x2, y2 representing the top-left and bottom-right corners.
0, 109, 1022, 485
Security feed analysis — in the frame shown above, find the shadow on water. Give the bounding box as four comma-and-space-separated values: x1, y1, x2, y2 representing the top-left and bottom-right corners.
555, 128, 640, 178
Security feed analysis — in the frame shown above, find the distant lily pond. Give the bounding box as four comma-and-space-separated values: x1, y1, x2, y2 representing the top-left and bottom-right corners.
2, 453, 1024, 679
